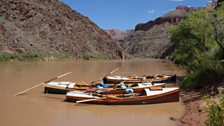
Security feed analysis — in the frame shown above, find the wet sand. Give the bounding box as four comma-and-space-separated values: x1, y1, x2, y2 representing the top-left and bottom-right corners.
178, 91, 207, 126
0, 59, 184, 126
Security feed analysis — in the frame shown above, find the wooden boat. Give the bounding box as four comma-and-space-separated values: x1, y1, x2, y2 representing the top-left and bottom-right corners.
103, 74, 176, 84
43, 81, 165, 94
43, 81, 75, 94
43, 81, 99, 94
86, 82, 165, 94
66, 87, 179, 105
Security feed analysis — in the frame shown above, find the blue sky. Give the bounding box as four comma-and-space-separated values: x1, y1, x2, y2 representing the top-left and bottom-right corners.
61, 0, 211, 30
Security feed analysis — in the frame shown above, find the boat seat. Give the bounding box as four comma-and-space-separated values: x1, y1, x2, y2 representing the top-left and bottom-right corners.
149, 86, 163, 91
144, 88, 151, 96
138, 83, 145, 88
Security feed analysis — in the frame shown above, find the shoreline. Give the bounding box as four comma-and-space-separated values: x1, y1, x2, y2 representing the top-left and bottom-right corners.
176, 91, 207, 126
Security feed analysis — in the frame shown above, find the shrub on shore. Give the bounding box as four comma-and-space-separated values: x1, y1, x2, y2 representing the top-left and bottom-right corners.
80, 52, 111, 60
0, 51, 72, 61
170, 3, 224, 125
170, 4, 224, 91
179, 60, 224, 91
0, 52, 40, 61
204, 94, 224, 126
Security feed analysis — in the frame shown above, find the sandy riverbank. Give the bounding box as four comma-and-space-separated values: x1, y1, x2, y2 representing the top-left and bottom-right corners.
176, 91, 207, 126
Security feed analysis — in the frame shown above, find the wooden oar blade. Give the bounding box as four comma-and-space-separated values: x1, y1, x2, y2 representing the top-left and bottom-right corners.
106, 67, 120, 76
45, 72, 72, 83
14, 71, 72, 96
14, 82, 44, 96
90, 67, 120, 84
76, 98, 101, 104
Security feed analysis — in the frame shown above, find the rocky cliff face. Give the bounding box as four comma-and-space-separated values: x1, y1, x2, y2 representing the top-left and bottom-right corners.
105, 29, 134, 43
123, 0, 224, 59
122, 6, 196, 58
135, 6, 196, 31
205, 0, 224, 10
0, 0, 122, 59
105, 29, 127, 41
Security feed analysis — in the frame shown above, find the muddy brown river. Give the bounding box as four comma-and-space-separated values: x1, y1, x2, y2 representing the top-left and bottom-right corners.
0, 59, 184, 126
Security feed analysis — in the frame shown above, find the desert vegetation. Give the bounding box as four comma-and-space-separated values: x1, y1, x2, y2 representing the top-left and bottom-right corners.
170, 3, 224, 91
170, 2, 224, 125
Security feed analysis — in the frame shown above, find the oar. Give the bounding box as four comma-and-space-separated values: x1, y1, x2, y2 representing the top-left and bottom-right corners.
105, 67, 120, 76
91, 67, 120, 84
76, 97, 105, 104
106, 95, 121, 100
75, 95, 121, 104
14, 72, 72, 96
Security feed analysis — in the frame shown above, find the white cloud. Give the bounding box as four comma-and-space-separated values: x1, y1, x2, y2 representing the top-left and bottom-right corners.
148, 9, 155, 14
170, 0, 184, 2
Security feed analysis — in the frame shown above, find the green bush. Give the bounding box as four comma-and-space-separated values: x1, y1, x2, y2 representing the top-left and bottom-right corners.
205, 94, 224, 126
170, 9, 216, 69
16, 52, 40, 60
180, 60, 224, 91
52, 52, 72, 60
81, 52, 110, 60
0, 51, 72, 61
169, 4, 224, 91
0, 52, 40, 61
0, 52, 14, 61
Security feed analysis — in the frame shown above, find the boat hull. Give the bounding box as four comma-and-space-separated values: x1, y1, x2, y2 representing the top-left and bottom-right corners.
66, 88, 179, 105
103, 75, 176, 84
43, 82, 75, 94
44, 87, 68, 94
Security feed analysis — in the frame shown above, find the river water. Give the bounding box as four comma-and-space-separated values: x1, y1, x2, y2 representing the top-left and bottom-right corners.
0, 59, 184, 126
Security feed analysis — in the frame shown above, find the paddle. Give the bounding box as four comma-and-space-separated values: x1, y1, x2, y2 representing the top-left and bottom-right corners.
14, 72, 72, 96
91, 67, 120, 84
106, 95, 121, 100
105, 67, 120, 77
75, 95, 122, 104
76, 97, 105, 104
